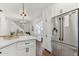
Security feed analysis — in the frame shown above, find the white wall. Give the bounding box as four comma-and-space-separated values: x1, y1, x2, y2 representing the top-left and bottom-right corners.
8, 20, 24, 33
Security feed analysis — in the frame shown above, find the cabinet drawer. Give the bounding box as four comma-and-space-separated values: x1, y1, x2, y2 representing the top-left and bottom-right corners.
16, 40, 36, 48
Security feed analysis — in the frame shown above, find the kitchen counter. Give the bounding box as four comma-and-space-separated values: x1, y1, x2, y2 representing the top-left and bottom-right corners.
0, 35, 37, 49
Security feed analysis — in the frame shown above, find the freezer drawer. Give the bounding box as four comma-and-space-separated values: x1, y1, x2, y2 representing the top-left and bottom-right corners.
52, 40, 78, 56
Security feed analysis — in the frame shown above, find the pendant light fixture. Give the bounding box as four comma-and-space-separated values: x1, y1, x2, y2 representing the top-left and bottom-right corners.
19, 3, 28, 24
20, 3, 27, 19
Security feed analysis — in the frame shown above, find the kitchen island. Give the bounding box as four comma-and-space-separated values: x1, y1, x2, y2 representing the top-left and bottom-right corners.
0, 35, 37, 56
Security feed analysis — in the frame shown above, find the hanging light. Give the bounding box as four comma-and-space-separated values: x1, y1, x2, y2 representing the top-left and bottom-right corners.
19, 3, 28, 24
20, 3, 27, 17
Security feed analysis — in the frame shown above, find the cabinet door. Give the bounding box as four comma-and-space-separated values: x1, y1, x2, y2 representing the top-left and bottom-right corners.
16, 46, 27, 56
25, 40, 36, 56
0, 48, 9, 56
52, 40, 57, 55
7, 44, 17, 56
0, 44, 16, 56
52, 40, 62, 56
16, 41, 29, 56
27, 41, 36, 56
16, 40, 36, 56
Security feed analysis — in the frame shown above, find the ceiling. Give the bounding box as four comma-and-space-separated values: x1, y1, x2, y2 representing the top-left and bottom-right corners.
0, 3, 52, 21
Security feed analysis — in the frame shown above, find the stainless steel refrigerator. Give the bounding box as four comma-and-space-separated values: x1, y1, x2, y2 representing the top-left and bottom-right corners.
51, 9, 78, 56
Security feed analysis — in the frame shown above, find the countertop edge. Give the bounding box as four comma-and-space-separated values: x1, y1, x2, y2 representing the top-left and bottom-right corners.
0, 39, 36, 49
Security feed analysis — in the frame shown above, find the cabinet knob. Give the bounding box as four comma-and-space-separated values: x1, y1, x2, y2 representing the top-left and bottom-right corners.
0, 52, 2, 54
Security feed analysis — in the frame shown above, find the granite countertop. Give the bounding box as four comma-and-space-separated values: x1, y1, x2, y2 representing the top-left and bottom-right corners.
0, 35, 37, 49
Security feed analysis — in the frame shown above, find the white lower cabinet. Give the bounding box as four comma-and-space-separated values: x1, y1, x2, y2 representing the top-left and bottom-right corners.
16, 40, 36, 56
0, 40, 36, 56
0, 48, 9, 56
0, 44, 16, 56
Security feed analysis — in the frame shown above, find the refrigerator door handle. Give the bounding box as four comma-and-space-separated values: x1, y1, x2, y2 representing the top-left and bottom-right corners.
59, 17, 61, 41
59, 17, 64, 41
59, 37, 61, 40
62, 17, 64, 41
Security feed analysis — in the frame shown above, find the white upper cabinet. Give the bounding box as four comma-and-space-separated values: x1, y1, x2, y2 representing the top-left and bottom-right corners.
0, 14, 9, 36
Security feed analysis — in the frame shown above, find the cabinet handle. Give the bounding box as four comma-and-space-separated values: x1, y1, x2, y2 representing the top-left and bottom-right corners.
26, 48, 29, 52
59, 17, 61, 41
61, 38, 63, 41
0, 52, 2, 54
59, 37, 61, 40
25, 43, 30, 45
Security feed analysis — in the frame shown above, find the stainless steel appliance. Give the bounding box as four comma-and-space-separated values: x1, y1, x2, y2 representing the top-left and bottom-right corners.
51, 9, 78, 56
